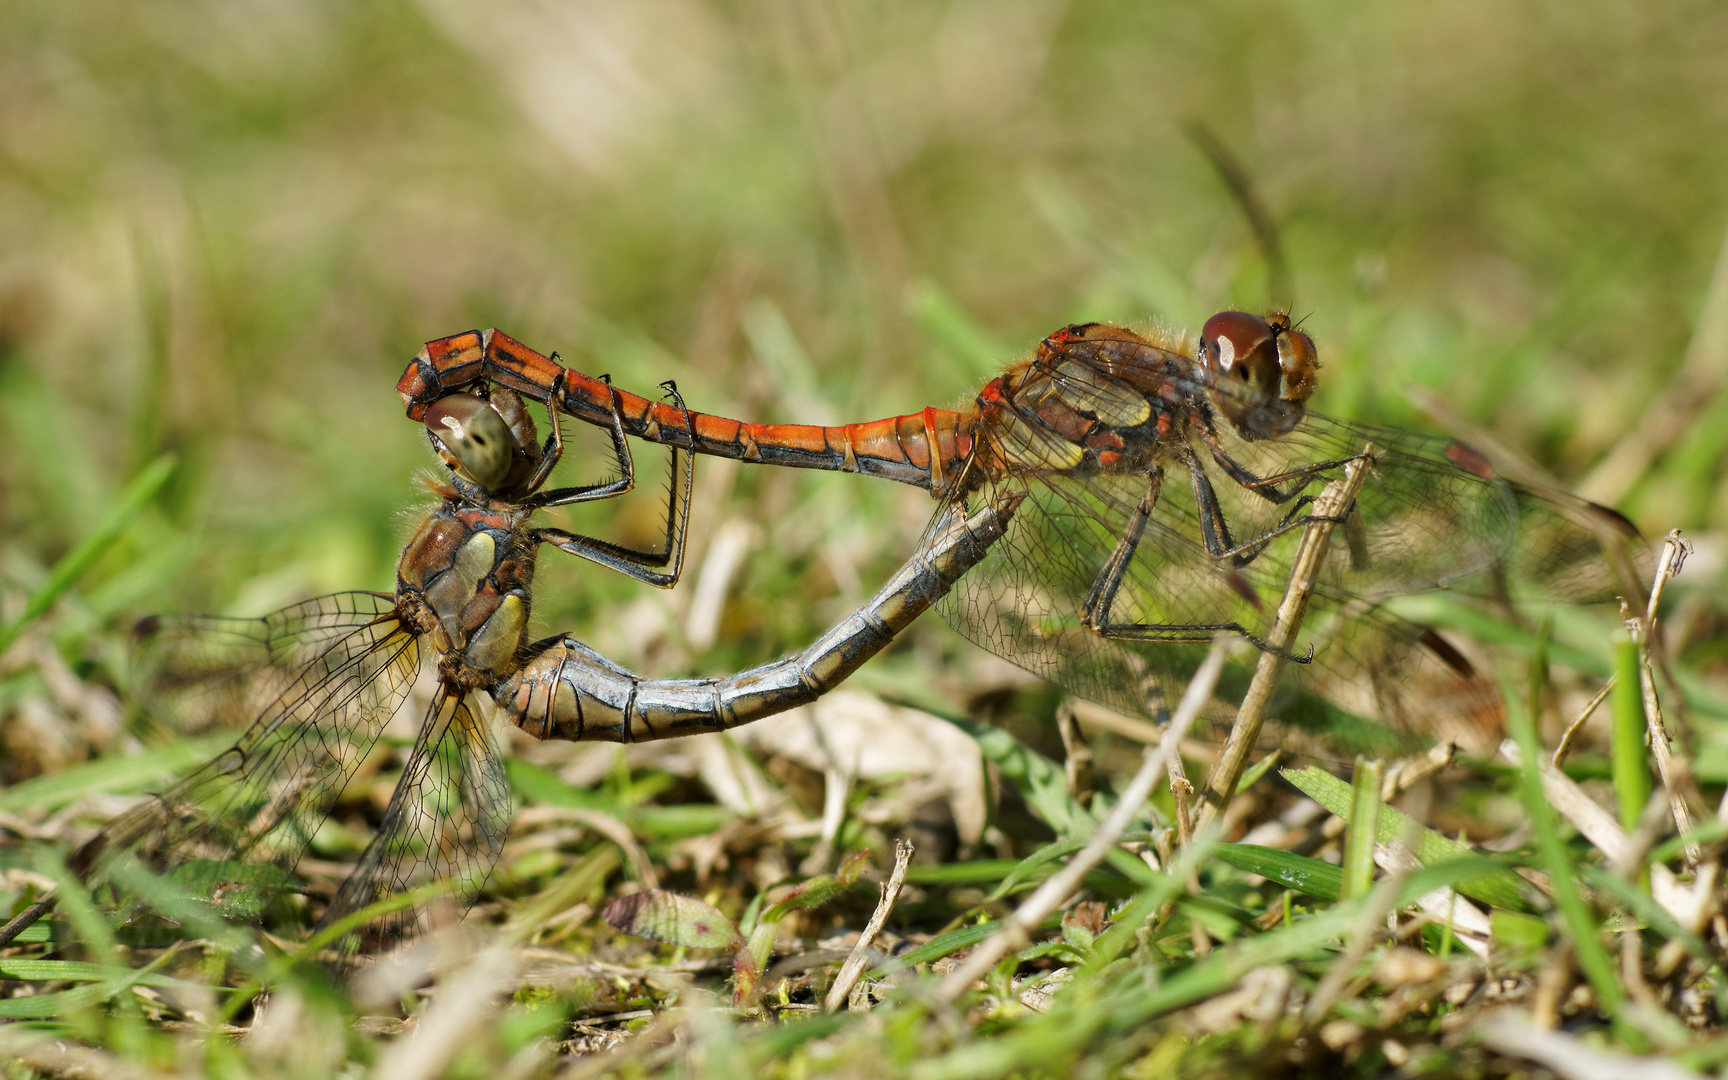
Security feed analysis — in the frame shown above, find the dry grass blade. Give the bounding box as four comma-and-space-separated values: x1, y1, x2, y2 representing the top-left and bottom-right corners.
1624, 531, 1700, 864
369, 944, 519, 1080
823, 838, 915, 1012
1479, 1012, 1704, 1080
1500, 740, 1705, 932
1554, 678, 1616, 767
1197, 446, 1377, 827
934, 638, 1232, 1004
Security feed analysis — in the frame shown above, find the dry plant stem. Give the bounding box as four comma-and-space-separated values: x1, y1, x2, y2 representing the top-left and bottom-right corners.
1197, 448, 1376, 828
1065, 698, 1166, 743
542, 807, 660, 889
1480, 1014, 1704, 1080
1382, 741, 1457, 802
0, 895, 55, 948
1168, 753, 1194, 846
1501, 740, 1703, 930
374, 945, 518, 1080
1622, 928, 1661, 1013
1056, 701, 1094, 804
823, 838, 915, 1013
1553, 678, 1616, 768
1166, 750, 1209, 955
1531, 940, 1575, 1030
1375, 842, 1491, 959
933, 639, 1233, 1005
1629, 531, 1699, 864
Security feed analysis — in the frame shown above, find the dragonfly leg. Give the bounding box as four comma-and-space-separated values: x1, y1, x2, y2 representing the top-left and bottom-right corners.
1183, 439, 1373, 569
525, 374, 634, 508
1079, 460, 1311, 662
1197, 425, 1362, 506
1210, 492, 1357, 568
533, 382, 696, 588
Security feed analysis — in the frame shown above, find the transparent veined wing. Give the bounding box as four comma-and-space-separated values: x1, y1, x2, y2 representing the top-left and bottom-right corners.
79, 593, 422, 902
313, 689, 510, 959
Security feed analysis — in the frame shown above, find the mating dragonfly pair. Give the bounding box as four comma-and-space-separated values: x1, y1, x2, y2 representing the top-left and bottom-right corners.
71, 311, 1642, 954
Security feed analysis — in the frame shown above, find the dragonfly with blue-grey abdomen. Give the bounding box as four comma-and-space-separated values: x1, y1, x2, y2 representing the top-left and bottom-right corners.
73, 376, 1018, 957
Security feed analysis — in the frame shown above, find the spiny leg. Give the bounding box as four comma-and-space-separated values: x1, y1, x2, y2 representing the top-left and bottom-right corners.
1079, 459, 1311, 662
524, 372, 634, 507
1196, 424, 1362, 506
535, 381, 696, 588
1179, 440, 1366, 569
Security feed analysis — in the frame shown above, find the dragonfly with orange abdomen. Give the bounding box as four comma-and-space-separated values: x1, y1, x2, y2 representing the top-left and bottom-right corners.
399, 314, 1648, 750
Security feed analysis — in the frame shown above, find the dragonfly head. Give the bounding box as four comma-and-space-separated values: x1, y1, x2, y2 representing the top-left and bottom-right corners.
1198, 311, 1320, 440
423, 389, 542, 494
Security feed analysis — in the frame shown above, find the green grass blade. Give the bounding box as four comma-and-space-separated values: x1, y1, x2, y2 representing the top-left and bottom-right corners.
1282, 765, 1533, 911
1611, 634, 1650, 831
1341, 757, 1384, 899
0, 453, 176, 656
1213, 843, 1343, 902
1507, 633, 1637, 1046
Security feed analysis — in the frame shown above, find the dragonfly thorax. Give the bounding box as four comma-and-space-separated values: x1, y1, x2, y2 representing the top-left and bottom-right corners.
397, 503, 537, 688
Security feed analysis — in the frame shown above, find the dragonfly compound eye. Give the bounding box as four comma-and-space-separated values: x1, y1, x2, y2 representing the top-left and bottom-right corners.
1265, 311, 1320, 404
1199, 311, 1283, 395
424, 394, 517, 490
1199, 311, 1312, 440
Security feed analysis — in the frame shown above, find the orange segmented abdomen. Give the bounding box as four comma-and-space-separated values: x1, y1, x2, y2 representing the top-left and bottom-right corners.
400, 329, 975, 493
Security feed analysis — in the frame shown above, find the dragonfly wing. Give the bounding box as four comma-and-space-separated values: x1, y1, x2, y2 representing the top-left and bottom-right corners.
314, 689, 510, 958
81, 593, 421, 890
131, 592, 403, 737
932, 464, 1503, 755
1201, 393, 1651, 606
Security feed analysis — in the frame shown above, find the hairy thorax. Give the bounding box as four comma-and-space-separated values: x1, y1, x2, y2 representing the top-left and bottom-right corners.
396, 499, 538, 690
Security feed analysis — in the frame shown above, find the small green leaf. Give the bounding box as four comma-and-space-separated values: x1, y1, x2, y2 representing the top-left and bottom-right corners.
986, 839, 1087, 903
602, 890, 743, 950
1490, 910, 1550, 957
1282, 765, 1532, 911
1213, 844, 1343, 902
165, 860, 300, 921
835, 848, 871, 887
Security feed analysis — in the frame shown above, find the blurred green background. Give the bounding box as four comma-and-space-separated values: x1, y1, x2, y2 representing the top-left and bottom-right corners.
2, 0, 1726, 774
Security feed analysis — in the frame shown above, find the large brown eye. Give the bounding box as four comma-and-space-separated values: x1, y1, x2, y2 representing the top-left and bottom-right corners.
424, 394, 516, 490
1199, 311, 1281, 397
1266, 311, 1319, 403
1199, 310, 1314, 440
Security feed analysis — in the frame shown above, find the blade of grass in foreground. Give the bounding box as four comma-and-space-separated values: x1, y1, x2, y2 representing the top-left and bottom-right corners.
1509, 622, 1638, 1049
1282, 765, 1533, 911
0, 453, 176, 656
1341, 757, 1384, 899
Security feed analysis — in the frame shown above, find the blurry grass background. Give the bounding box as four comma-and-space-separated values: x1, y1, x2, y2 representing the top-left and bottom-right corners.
3, 1, 1728, 1074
